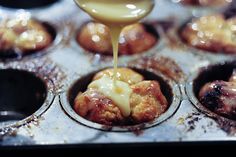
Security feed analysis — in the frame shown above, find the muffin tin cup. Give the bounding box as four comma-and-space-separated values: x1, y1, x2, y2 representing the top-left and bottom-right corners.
69, 17, 166, 66
174, 16, 236, 62
0, 12, 63, 61
186, 60, 236, 133
60, 67, 181, 132
0, 68, 54, 130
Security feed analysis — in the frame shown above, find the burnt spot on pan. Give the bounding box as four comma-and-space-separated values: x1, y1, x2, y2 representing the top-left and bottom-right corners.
128, 56, 185, 83
185, 112, 201, 132
0, 0, 60, 9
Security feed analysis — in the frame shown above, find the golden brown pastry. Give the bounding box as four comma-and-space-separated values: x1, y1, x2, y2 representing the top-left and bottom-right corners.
76, 22, 158, 55
199, 69, 236, 119
74, 68, 168, 125
93, 68, 144, 85
180, 14, 236, 54
179, 0, 230, 7
130, 81, 168, 123
0, 18, 52, 55
74, 89, 125, 125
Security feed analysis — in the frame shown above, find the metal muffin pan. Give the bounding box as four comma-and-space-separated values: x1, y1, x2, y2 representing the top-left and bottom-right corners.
1, 0, 236, 145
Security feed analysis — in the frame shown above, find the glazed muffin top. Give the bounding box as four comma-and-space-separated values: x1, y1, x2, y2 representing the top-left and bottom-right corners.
73, 68, 168, 125
76, 22, 158, 56
0, 18, 53, 54
180, 14, 236, 54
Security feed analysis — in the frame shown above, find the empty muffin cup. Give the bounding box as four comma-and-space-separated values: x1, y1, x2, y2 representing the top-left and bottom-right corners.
60, 68, 181, 132
186, 60, 236, 121
0, 69, 54, 128
0, 0, 60, 9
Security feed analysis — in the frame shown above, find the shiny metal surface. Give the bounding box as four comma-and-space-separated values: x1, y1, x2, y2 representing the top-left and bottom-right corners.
0, 0, 236, 145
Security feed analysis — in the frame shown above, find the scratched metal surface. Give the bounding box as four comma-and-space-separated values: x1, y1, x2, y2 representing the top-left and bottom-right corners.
0, 0, 236, 146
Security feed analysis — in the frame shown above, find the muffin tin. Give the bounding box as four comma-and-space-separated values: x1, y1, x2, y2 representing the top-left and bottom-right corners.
1, 0, 236, 145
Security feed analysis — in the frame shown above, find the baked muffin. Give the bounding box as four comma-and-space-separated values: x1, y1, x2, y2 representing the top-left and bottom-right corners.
199, 69, 236, 120
180, 14, 236, 54
74, 68, 168, 125
76, 22, 158, 55
0, 18, 53, 57
179, 0, 231, 7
